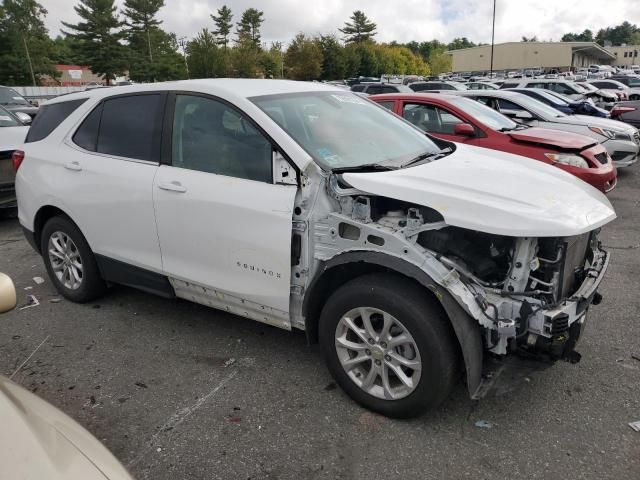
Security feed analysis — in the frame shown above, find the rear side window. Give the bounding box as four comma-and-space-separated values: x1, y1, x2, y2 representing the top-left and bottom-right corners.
72, 104, 102, 151
351, 85, 365, 92
25, 99, 87, 143
381, 86, 398, 94
97, 95, 163, 161
366, 86, 383, 95
499, 82, 519, 89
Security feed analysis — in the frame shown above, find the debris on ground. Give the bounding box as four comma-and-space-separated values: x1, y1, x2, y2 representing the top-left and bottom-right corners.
223, 358, 236, 368
33, 276, 45, 285
225, 415, 241, 424
49, 298, 61, 303
631, 354, 640, 362
24, 286, 33, 291
475, 420, 493, 429
134, 381, 148, 389
629, 421, 640, 432
324, 382, 337, 391
19, 295, 40, 310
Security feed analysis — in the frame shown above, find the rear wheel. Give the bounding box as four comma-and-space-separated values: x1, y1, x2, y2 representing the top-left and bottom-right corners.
41, 216, 106, 302
319, 273, 459, 418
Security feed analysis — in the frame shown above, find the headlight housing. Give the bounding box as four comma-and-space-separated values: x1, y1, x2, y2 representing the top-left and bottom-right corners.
544, 153, 590, 168
589, 126, 630, 141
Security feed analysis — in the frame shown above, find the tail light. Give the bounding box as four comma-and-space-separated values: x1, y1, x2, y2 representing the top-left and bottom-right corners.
611, 106, 636, 117
12, 150, 25, 172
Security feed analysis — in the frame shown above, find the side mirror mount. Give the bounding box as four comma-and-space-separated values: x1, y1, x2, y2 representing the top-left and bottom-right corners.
0, 273, 17, 313
15, 112, 31, 125
273, 150, 297, 185
454, 123, 476, 136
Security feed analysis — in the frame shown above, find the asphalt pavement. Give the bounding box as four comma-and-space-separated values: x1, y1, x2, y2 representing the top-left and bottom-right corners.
0, 167, 639, 480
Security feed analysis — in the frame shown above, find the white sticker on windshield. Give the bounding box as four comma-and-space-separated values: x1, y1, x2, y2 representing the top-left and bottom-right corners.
332, 94, 367, 105
0, 116, 11, 122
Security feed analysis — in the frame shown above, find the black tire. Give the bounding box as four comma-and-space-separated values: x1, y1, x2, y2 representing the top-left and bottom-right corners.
40, 215, 107, 303
319, 273, 459, 418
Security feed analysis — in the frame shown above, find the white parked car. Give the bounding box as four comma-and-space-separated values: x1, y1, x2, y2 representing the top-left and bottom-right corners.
0, 105, 29, 210
499, 79, 588, 101
15, 80, 615, 418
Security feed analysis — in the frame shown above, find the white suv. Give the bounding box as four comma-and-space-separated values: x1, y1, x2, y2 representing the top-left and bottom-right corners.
15, 80, 615, 417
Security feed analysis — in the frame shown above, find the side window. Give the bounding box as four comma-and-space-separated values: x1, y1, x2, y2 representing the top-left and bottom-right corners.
499, 82, 519, 89
496, 99, 525, 113
440, 84, 454, 90
366, 86, 383, 95
377, 101, 395, 111
97, 94, 163, 161
402, 103, 463, 134
25, 99, 87, 143
72, 103, 102, 151
381, 86, 398, 94
591, 82, 607, 89
171, 94, 272, 183
351, 85, 365, 92
549, 83, 571, 94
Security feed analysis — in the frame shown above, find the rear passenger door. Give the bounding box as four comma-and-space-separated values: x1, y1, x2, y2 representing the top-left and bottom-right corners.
63, 93, 165, 272
152, 93, 297, 326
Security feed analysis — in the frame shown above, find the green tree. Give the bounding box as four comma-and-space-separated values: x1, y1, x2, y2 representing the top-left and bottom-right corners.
561, 29, 594, 42
211, 5, 233, 49
50, 34, 84, 65
62, 0, 127, 85
339, 10, 377, 43
231, 37, 261, 77
0, 0, 57, 85
284, 33, 323, 80
357, 42, 379, 76
447, 37, 476, 50
236, 8, 263, 48
596, 22, 639, 46
428, 51, 451, 74
123, 0, 163, 59
318, 34, 346, 80
187, 28, 225, 78
259, 42, 283, 78
343, 43, 361, 77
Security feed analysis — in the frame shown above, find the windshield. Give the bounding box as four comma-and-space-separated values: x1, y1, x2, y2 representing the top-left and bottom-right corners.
570, 83, 587, 94
0, 87, 29, 106
0, 105, 20, 127
535, 90, 572, 106
505, 93, 567, 118
448, 96, 518, 131
251, 91, 442, 170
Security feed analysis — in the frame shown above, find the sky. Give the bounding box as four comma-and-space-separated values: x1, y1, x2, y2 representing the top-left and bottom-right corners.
40, 0, 640, 46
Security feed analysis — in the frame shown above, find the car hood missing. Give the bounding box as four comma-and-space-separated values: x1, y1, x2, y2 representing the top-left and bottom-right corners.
342, 143, 616, 237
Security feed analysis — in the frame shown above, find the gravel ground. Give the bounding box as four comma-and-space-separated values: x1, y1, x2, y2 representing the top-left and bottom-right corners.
0, 168, 638, 480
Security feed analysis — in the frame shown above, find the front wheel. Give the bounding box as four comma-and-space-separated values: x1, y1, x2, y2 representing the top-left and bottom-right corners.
41, 216, 107, 303
319, 274, 459, 418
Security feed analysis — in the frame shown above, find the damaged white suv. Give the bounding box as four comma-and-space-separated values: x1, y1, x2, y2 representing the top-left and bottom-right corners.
15, 80, 615, 418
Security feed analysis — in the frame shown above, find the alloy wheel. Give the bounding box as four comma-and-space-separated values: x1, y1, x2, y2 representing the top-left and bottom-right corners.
48, 231, 83, 290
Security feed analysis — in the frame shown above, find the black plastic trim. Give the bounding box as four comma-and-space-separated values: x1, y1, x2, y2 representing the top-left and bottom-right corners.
21, 226, 38, 252
95, 254, 175, 298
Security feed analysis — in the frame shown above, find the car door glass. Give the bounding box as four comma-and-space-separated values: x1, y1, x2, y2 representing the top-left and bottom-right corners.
97, 94, 162, 161
367, 86, 383, 95
381, 86, 398, 94
377, 101, 395, 111
72, 103, 102, 152
171, 94, 272, 183
402, 103, 463, 134
496, 98, 525, 113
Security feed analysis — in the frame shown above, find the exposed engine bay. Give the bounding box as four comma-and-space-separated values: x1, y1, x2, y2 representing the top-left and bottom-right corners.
307, 174, 610, 367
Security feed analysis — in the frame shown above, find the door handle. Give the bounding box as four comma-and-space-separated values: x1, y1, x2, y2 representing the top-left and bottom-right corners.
158, 181, 187, 193
64, 161, 82, 171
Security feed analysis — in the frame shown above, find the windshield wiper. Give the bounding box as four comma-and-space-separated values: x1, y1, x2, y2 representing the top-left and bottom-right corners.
332, 164, 396, 173
401, 148, 452, 168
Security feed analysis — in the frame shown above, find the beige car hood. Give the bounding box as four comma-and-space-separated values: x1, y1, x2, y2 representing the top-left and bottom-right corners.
0, 376, 133, 480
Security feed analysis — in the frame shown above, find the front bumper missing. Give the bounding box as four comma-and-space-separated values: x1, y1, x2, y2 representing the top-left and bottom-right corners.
472, 248, 609, 399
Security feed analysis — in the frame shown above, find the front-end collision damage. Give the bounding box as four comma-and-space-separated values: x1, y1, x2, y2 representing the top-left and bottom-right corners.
300, 172, 611, 398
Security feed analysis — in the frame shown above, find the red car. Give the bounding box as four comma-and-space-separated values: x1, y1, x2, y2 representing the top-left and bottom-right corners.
370, 93, 617, 193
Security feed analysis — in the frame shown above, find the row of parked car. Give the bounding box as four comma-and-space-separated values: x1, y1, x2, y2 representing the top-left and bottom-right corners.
348, 77, 640, 193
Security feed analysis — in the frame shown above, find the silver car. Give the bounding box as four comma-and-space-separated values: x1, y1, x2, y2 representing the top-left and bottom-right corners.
454, 90, 640, 168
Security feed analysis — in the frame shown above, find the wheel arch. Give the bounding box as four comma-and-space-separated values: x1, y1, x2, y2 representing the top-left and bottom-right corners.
33, 205, 80, 254
302, 250, 483, 397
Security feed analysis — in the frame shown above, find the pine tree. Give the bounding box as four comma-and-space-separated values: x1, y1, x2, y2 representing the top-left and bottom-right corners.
211, 5, 233, 49
123, 0, 164, 62
339, 11, 377, 44
62, 0, 127, 85
236, 8, 264, 48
